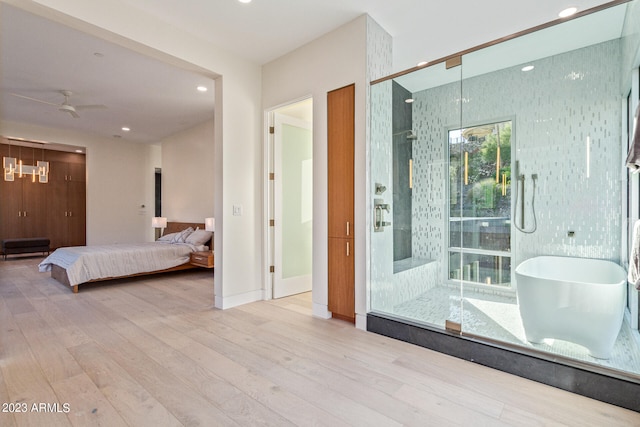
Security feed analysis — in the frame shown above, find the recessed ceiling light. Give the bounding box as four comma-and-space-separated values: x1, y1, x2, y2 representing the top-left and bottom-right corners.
522, 65, 535, 72
197, 86, 208, 92
405, 98, 414, 104
122, 127, 130, 132
558, 7, 578, 18
238, 0, 252, 3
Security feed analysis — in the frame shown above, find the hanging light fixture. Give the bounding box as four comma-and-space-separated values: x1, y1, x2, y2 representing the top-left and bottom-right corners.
3, 141, 49, 183
3, 142, 15, 181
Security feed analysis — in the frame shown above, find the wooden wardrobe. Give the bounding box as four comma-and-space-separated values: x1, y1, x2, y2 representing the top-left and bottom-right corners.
0, 140, 86, 251
327, 84, 355, 323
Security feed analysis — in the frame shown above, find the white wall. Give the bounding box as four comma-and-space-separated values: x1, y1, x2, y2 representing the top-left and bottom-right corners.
17, 0, 264, 309
262, 15, 392, 327
0, 120, 160, 244
161, 119, 215, 223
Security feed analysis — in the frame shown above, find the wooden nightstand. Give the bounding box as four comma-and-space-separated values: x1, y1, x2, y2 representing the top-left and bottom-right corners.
190, 251, 214, 268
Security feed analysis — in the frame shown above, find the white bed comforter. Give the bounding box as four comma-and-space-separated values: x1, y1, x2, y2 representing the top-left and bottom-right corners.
38, 242, 205, 286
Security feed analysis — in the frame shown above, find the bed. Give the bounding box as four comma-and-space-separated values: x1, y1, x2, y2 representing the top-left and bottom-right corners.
38, 222, 212, 293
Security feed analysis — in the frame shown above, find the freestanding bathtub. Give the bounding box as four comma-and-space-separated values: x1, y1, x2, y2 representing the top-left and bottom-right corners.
515, 256, 626, 359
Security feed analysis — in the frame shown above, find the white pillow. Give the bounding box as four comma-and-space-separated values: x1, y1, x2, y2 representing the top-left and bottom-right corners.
158, 232, 177, 242
185, 229, 212, 246
171, 227, 194, 243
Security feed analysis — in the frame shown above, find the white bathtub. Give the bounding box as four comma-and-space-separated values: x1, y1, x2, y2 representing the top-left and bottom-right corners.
515, 256, 626, 359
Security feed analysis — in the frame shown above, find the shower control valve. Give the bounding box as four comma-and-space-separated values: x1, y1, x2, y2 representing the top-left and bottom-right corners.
374, 199, 391, 232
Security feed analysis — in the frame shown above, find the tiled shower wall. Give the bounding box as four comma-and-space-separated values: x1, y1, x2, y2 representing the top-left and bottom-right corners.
412, 40, 623, 277
367, 17, 395, 312
392, 81, 413, 261
622, 0, 640, 88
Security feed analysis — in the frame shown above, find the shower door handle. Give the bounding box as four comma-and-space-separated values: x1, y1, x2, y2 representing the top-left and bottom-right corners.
374, 200, 391, 232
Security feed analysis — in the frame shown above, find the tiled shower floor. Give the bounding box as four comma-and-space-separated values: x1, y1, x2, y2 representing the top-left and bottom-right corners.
393, 286, 640, 375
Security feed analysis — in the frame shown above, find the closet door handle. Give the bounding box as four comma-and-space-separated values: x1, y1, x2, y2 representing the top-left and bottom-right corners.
346, 221, 350, 236
346, 241, 350, 257
23, 211, 27, 217
18, 211, 21, 217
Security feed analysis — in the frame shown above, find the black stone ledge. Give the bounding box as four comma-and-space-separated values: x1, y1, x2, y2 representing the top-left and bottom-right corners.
367, 312, 640, 412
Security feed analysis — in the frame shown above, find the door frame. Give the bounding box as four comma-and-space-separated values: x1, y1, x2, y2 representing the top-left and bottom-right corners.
263, 96, 313, 300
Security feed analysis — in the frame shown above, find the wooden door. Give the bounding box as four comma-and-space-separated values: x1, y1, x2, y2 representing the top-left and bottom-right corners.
0, 143, 20, 241
46, 160, 70, 249
67, 161, 85, 183
327, 84, 355, 322
21, 178, 47, 238
327, 84, 355, 239
0, 177, 23, 240
67, 179, 86, 247
328, 237, 355, 322
45, 155, 86, 249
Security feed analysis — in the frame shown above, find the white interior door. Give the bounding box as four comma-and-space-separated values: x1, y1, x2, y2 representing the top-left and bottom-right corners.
273, 107, 313, 298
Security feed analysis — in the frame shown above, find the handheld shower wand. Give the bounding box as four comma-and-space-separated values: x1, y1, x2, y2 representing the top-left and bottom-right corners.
514, 161, 537, 234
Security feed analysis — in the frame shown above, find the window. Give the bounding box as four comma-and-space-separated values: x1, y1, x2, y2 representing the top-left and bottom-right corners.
448, 120, 512, 286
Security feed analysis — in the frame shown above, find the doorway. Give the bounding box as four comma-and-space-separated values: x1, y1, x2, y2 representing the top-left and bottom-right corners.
267, 98, 313, 299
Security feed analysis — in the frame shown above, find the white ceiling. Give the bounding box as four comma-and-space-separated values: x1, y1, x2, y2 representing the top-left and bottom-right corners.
396, 3, 628, 93
0, 4, 217, 145
121, 0, 619, 70
0, 0, 623, 146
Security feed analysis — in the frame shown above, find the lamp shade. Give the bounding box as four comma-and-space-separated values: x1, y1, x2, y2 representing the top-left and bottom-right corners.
205, 217, 215, 232
152, 217, 167, 228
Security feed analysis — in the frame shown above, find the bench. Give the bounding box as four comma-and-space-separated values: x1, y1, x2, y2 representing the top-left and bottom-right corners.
2, 238, 50, 260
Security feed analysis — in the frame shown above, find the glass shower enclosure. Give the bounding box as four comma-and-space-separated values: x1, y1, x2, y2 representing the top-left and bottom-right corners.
369, 0, 640, 381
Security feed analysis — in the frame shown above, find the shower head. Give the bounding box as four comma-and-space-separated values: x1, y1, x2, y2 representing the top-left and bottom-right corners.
393, 129, 417, 140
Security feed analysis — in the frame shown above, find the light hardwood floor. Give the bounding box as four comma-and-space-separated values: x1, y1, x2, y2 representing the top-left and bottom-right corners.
1, 256, 639, 426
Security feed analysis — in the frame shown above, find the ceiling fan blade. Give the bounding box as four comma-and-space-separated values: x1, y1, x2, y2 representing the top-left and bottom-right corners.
63, 109, 80, 118
74, 104, 107, 111
10, 93, 59, 106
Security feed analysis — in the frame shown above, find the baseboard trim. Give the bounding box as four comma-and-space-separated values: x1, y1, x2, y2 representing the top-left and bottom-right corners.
312, 302, 331, 319
215, 289, 263, 310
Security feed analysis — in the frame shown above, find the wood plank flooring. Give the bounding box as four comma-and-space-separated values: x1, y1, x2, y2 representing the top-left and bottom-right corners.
1, 256, 639, 426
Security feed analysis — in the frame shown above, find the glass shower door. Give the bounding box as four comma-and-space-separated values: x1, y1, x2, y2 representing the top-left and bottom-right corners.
369, 60, 463, 330
456, 44, 519, 341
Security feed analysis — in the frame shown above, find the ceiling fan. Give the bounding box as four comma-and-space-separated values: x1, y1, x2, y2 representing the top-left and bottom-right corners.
10, 90, 107, 118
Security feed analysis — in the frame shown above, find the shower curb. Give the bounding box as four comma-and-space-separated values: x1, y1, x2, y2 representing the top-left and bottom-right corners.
367, 313, 640, 412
